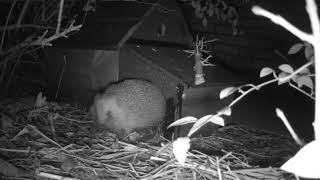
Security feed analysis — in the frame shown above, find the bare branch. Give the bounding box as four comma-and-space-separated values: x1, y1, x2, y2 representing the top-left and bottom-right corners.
306, 0, 320, 41
17, 0, 30, 25
0, 0, 18, 83
56, 0, 65, 34
252, 6, 314, 44
0, 0, 17, 53
306, 0, 320, 140
1, 22, 82, 57
0, 24, 56, 32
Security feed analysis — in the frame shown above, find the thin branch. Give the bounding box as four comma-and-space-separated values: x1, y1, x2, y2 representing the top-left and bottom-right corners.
307, 0, 320, 41
306, 0, 320, 140
0, 0, 17, 53
289, 82, 315, 100
5, 55, 21, 90
276, 108, 304, 146
33, 0, 55, 23
0, 24, 56, 32
229, 78, 279, 108
252, 6, 314, 44
5, 46, 41, 64
133, 0, 176, 13
17, 0, 30, 26
42, 0, 45, 22
1, 23, 81, 57
0, 0, 17, 83
56, 0, 65, 34
55, 55, 66, 100
274, 49, 289, 62
33, 23, 82, 46
0, 21, 81, 85
0, 58, 8, 84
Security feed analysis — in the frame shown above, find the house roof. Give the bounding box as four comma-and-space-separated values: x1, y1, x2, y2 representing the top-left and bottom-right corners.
53, 0, 192, 50
126, 44, 243, 87
52, 0, 241, 87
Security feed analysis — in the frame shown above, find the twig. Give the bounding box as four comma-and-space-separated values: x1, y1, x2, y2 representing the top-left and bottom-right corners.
0, 57, 8, 84
216, 157, 222, 180
289, 82, 315, 100
27, 124, 62, 148
17, 0, 30, 26
133, 0, 176, 13
41, 0, 45, 22
229, 78, 278, 108
276, 108, 304, 146
33, 23, 82, 46
252, 6, 314, 44
0, 148, 36, 153
56, 0, 64, 34
1, 23, 81, 57
0, 24, 56, 32
2, 46, 42, 67
274, 49, 289, 62
58, 114, 93, 124
37, 172, 80, 180
5, 55, 20, 90
0, 0, 17, 84
55, 55, 66, 100
306, 0, 320, 140
0, 0, 17, 53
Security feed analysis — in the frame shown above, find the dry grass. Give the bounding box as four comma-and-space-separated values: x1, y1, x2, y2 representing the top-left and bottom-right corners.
0, 96, 298, 180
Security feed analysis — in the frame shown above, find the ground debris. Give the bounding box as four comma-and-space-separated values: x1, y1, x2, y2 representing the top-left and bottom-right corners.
0, 96, 297, 180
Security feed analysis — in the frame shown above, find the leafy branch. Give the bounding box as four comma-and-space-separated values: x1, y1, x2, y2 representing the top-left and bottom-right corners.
182, 0, 243, 35
169, 60, 315, 139
251, 1, 320, 177
170, 1, 320, 177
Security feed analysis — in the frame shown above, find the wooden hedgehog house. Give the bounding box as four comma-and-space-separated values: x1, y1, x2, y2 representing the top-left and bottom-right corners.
44, 0, 241, 135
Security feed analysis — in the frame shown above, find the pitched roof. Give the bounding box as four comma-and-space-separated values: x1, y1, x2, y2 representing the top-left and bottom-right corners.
53, 0, 192, 49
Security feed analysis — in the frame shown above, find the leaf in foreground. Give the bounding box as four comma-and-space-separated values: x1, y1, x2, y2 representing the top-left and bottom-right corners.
167, 116, 198, 129
288, 43, 304, 55
281, 140, 320, 179
188, 115, 214, 136
208, 116, 225, 126
260, 67, 274, 78
296, 76, 314, 89
219, 87, 236, 99
217, 106, 232, 116
279, 64, 294, 74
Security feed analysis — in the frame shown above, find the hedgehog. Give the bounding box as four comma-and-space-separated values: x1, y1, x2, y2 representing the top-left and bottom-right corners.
90, 79, 166, 135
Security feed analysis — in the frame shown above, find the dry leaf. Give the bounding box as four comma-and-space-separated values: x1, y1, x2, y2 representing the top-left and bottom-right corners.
35, 92, 47, 108
173, 137, 190, 166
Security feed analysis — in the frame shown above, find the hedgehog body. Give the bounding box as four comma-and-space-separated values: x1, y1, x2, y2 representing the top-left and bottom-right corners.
90, 79, 166, 134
